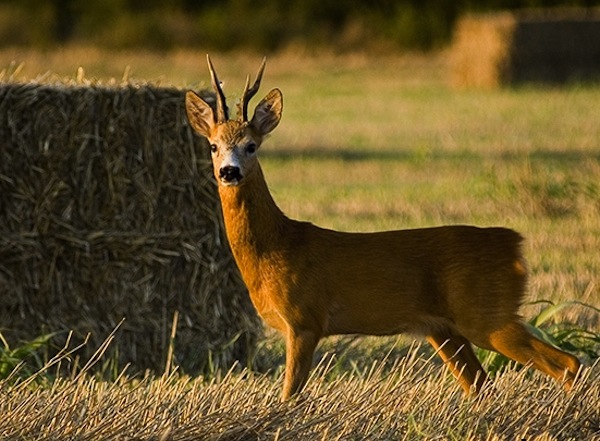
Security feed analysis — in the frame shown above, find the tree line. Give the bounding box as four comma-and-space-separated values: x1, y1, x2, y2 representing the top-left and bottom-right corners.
1, 0, 598, 51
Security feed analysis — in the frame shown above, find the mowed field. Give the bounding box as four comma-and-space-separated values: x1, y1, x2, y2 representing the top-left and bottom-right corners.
1, 47, 599, 439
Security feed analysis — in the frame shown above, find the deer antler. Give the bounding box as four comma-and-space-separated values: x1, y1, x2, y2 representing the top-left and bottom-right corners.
238, 57, 267, 122
206, 55, 228, 123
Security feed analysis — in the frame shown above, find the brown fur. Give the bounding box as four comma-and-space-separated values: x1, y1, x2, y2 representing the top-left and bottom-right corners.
185, 58, 580, 400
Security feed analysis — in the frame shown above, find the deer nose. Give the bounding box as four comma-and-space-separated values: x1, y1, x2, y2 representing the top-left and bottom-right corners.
219, 166, 242, 183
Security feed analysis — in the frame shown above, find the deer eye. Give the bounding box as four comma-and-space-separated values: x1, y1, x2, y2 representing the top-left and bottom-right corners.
210, 144, 218, 153
246, 143, 257, 154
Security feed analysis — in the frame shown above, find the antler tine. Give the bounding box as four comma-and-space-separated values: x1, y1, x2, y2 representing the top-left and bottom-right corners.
237, 74, 251, 119
239, 57, 267, 122
206, 54, 228, 122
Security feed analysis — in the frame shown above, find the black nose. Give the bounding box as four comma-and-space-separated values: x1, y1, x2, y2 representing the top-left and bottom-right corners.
219, 166, 242, 183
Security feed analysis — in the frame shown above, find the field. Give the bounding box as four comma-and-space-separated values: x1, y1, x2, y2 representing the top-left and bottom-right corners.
1, 47, 600, 439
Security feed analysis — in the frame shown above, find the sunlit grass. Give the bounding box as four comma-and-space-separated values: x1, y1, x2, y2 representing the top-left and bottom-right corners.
1, 341, 598, 440
1, 47, 599, 439
2, 43, 597, 338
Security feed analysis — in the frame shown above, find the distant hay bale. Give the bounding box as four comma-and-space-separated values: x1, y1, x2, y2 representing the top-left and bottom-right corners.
0, 81, 261, 374
449, 13, 516, 89
450, 9, 600, 88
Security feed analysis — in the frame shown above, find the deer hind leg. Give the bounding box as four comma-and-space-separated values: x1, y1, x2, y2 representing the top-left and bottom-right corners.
282, 328, 320, 401
487, 321, 580, 390
427, 329, 487, 395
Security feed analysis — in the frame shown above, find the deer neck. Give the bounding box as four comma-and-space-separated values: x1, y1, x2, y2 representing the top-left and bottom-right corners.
217, 163, 289, 279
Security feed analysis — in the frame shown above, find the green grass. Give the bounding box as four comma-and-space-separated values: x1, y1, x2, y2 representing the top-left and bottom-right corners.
1, 47, 600, 439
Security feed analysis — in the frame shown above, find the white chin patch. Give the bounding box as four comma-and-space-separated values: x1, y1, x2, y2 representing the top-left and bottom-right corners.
220, 178, 241, 187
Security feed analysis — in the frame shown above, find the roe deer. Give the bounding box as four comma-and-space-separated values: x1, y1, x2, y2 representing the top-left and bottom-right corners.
185, 56, 581, 400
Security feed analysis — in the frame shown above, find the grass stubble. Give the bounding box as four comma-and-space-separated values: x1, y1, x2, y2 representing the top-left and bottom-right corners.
0, 342, 599, 440
1, 47, 599, 439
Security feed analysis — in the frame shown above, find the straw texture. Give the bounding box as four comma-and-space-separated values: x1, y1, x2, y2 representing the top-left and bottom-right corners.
0, 82, 261, 374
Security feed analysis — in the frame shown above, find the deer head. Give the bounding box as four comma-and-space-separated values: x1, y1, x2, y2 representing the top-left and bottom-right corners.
185, 56, 283, 187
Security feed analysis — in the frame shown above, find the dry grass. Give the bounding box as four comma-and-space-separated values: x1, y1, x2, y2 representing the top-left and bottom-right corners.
1, 345, 599, 440
1, 47, 599, 438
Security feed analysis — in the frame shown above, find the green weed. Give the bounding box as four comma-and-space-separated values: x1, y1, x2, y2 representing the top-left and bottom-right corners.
0, 332, 56, 381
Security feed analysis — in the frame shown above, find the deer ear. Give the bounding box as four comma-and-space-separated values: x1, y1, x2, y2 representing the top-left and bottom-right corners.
185, 91, 215, 138
251, 88, 282, 136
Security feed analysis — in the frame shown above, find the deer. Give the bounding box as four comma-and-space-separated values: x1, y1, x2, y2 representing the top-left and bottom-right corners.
185, 56, 581, 401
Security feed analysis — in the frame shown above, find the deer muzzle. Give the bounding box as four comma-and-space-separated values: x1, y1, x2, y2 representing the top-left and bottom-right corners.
219, 165, 243, 185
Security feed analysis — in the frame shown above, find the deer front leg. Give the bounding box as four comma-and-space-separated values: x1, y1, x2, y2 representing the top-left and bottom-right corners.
282, 328, 320, 400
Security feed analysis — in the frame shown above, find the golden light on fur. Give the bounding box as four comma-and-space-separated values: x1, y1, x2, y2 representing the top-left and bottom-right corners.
186, 57, 581, 400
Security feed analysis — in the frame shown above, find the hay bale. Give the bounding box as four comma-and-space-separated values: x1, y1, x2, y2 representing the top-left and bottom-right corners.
0, 81, 261, 374
449, 13, 516, 89
450, 9, 600, 88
